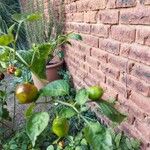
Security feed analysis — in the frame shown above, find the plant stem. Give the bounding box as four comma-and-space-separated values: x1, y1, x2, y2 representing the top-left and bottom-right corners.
56, 100, 79, 114
56, 100, 90, 125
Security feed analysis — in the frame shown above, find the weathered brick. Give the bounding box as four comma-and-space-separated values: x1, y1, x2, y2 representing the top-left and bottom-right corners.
70, 2, 77, 13
89, 67, 105, 83
88, 0, 106, 10
136, 27, 150, 46
120, 74, 150, 96
101, 64, 120, 79
116, 0, 137, 8
134, 119, 150, 141
144, 0, 150, 5
84, 11, 98, 23
130, 91, 150, 114
106, 77, 126, 96
76, 0, 89, 12
99, 39, 120, 55
120, 7, 150, 25
130, 63, 150, 84
121, 44, 150, 65
91, 47, 108, 63
100, 10, 119, 24
91, 24, 110, 38
86, 56, 100, 69
78, 23, 91, 34
107, 0, 136, 8
72, 12, 84, 22
82, 34, 99, 47
108, 54, 129, 72
111, 25, 136, 43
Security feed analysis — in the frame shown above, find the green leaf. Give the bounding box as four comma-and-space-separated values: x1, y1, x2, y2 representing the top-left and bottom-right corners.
26, 13, 42, 21
24, 103, 36, 118
75, 89, 89, 105
69, 33, 82, 41
97, 101, 126, 123
12, 13, 42, 22
0, 107, 10, 120
0, 48, 10, 62
40, 80, 69, 97
26, 112, 49, 147
0, 33, 14, 46
47, 145, 54, 150
17, 50, 46, 79
0, 90, 6, 99
59, 107, 76, 119
84, 122, 113, 150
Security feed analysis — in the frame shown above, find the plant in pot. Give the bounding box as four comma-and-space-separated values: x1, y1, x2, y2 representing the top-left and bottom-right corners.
0, 13, 82, 89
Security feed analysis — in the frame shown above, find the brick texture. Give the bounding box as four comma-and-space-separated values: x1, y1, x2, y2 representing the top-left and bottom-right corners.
21, 0, 150, 149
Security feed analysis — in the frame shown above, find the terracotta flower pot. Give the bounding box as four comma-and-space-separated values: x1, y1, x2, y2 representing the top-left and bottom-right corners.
32, 59, 64, 90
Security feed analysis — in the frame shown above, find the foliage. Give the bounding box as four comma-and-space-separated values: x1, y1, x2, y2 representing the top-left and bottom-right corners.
0, 0, 28, 49
0, 10, 140, 150
20, 0, 65, 47
0, 13, 82, 80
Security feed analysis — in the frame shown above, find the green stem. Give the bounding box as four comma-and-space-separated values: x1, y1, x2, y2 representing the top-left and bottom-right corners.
56, 100, 79, 114
56, 100, 90, 125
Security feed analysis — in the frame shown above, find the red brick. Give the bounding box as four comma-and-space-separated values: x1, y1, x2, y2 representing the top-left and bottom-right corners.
144, 0, 150, 5
65, 4, 70, 13
65, 13, 73, 22
108, 54, 129, 72
70, 2, 77, 13
102, 85, 118, 100
130, 63, 150, 84
76, 0, 89, 12
84, 11, 98, 23
120, 7, 150, 25
72, 12, 84, 22
120, 74, 150, 96
86, 56, 100, 69
89, 67, 105, 83
136, 27, 150, 46
84, 73, 99, 86
130, 91, 150, 114
111, 25, 136, 43
107, 0, 136, 8
116, 0, 137, 8
91, 24, 110, 38
99, 39, 120, 55
82, 34, 99, 48
134, 119, 150, 141
107, 0, 116, 8
101, 64, 120, 79
91, 47, 108, 63
106, 77, 126, 96
121, 44, 150, 65
78, 23, 91, 34
124, 99, 146, 120
100, 10, 119, 25
88, 0, 106, 10
78, 42, 91, 55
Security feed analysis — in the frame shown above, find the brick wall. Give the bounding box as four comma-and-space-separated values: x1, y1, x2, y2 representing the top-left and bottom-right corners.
20, 0, 150, 149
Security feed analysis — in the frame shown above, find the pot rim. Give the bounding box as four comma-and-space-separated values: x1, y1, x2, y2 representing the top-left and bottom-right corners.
46, 59, 64, 69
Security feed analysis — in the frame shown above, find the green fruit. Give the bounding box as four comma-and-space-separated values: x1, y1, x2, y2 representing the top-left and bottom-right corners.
14, 69, 22, 77
52, 117, 69, 137
16, 83, 38, 104
87, 86, 104, 101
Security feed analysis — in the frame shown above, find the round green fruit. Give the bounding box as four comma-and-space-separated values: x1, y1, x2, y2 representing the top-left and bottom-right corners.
15, 83, 38, 104
87, 86, 104, 101
14, 69, 22, 77
52, 117, 69, 137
